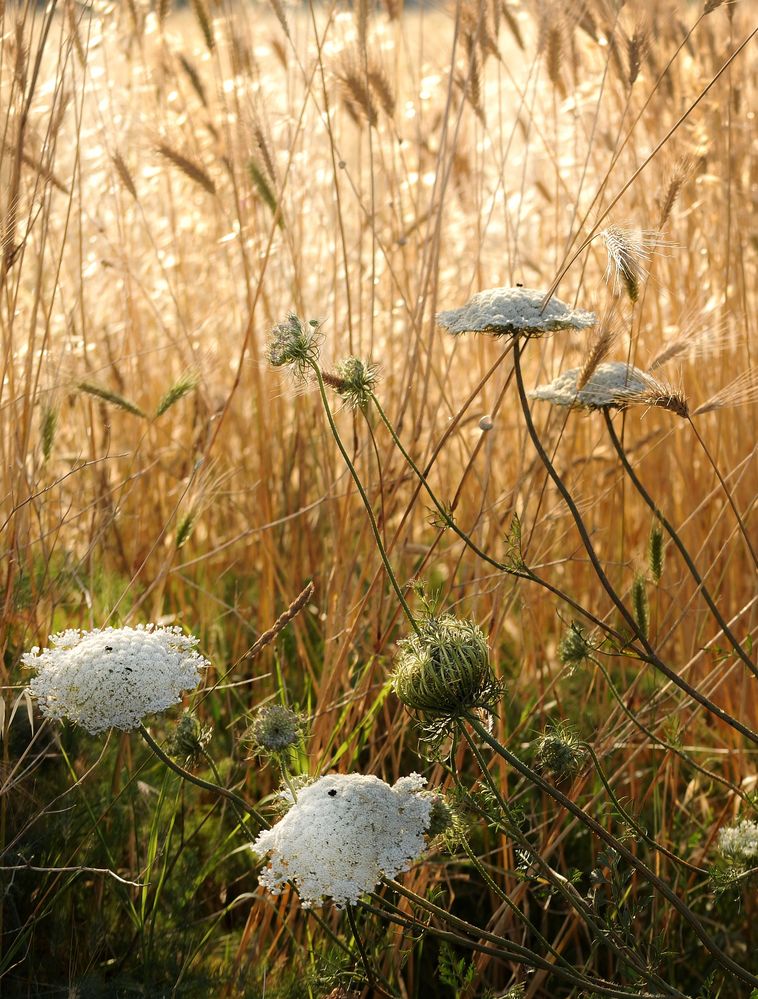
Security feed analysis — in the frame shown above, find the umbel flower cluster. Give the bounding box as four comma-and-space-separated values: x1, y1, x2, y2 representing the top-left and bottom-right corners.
252, 773, 433, 907
717, 819, 758, 866
530, 361, 688, 417
23, 625, 209, 734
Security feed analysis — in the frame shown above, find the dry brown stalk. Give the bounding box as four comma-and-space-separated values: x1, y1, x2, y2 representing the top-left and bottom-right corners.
577, 318, 617, 391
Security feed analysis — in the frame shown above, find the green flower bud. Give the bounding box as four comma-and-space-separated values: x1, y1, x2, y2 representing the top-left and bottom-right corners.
246, 704, 304, 755
392, 615, 499, 718
168, 711, 212, 768
534, 724, 586, 778
322, 356, 379, 410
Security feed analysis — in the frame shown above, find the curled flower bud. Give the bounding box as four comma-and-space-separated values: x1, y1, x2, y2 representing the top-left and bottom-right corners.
168, 711, 212, 768
424, 793, 455, 837
246, 704, 304, 756
322, 356, 379, 410
558, 623, 592, 670
534, 725, 586, 778
392, 615, 500, 719
267, 314, 322, 380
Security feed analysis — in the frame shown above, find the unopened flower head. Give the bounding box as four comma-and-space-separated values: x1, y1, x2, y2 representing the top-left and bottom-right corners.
534, 724, 586, 778
252, 772, 433, 907
436, 286, 595, 338
23, 625, 209, 734
717, 819, 758, 866
268, 313, 322, 380
169, 711, 213, 768
424, 792, 455, 838
246, 704, 304, 755
558, 622, 593, 670
322, 356, 379, 409
392, 615, 499, 718
529, 361, 688, 417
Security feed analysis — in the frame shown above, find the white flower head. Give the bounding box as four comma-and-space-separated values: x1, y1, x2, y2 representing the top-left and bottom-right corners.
717, 819, 758, 866
23, 625, 209, 734
529, 361, 688, 417
252, 772, 433, 908
436, 286, 595, 337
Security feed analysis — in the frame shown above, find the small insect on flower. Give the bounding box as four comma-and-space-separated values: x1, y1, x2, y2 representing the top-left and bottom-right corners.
22, 625, 209, 734
436, 286, 595, 338
251, 772, 434, 907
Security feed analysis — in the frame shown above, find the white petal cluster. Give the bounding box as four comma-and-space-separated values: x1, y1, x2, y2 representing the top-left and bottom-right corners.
23, 625, 209, 734
530, 361, 664, 410
717, 819, 758, 865
252, 772, 433, 908
436, 286, 595, 337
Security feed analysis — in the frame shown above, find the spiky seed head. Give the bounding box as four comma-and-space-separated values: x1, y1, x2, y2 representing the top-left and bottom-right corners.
558, 623, 592, 670
392, 615, 499, 718
534, 725, 586, 778
268, 314, 322, 380
246, 704, 304, 755
322, 356, 379, 409
168, 711, 213, 768
648, 523, 665, 583
632, 574, 649, 640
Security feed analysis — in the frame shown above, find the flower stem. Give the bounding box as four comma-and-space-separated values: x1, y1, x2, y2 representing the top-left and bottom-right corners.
512, 336, 758, 746
139, 724, 265, 829
464, 712, 758, 990
309, 361, 420, 634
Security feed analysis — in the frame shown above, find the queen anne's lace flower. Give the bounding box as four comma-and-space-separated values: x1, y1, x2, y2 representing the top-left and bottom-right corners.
717, 819, 758, 865
436, 286, 595, 337
23, 625, 209, 734
529, 361, 687, 416
252, 773, 433, 908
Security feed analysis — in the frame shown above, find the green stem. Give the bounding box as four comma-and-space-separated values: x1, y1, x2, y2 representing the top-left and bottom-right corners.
345, 904, 375, 989
604, 410, 757, 679
465, 712, 758, 990
512, 337, 758, 746
310, 362, 420, 634
139, 724, 265, 829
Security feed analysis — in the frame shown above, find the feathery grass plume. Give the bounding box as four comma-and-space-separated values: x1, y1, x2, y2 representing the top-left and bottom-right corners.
65, 0, 86, 69
501, 2, 524, 49
78, 382, 147, 419
392, 615, 501, 720
337, 57, 378, 128
534, 723, 586, 778
157, 144, 216, 196
112, 152, 138, 200
248, 159, 282, 226
648, 305, 728, 371
692, 369, 758, 416
627, 25, 647, 86
175, 512, 195, 550
155, 371, 199, 419
267, 0, 291, 38
178, 54, 208, 108
158, 0, 172, 25
322, 356, 379, 410
190, 0, 214, 51
632, 574, 649, 641
367, 61, 396, 117
658, 158, 690, 228
576, 311, 617, 390
41, 406, 57, 462
545, 23, 566, 98
601, 225, 659, 302
649, 522, 665, 583
268, 314, 322, 380
703, 0, 726, 12
253, 120, 277, 185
